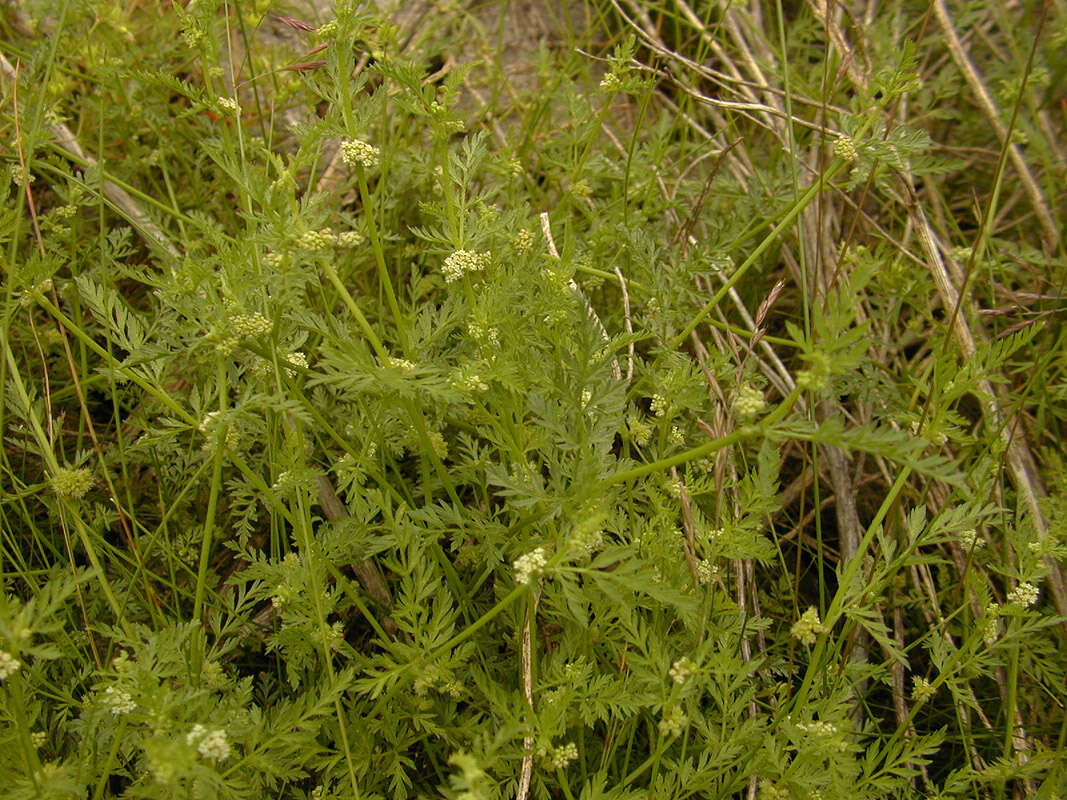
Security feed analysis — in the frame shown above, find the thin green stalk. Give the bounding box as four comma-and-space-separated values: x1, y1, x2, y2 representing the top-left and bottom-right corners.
357, 169, 407, 353
1, 334, 128, 628
1003, 628, 1020, 760
788, 464, 912, 715
671, 162, 843, 348
34, 294, 195, 425
190, 357, 228, 683
320, 259, 390, 362
8, 674, 42, 785
605, 426, 753, 487
91, 717, 127, 800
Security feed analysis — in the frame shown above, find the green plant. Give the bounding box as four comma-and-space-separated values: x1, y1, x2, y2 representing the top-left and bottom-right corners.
2, 1, 1066, 798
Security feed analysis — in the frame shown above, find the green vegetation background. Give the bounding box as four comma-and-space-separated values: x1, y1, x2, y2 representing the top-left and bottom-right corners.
2, 0, 1067, 798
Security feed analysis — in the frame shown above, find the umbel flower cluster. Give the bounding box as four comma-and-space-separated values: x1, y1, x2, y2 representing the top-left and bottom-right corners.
229, 313, 273, 338
543, 741, 578, 769
791, 607, 825, 645
833, 135, 858, 162
186, 724, 231, 761
442, 249, 491, 283
102, 685, 136, 715
513, 547, 548, 585
340, 138, 379, 169
1007, 581, 1039, 608
732, 384, 767, 419
0, 650, 20, 680
51, 467, 94, 499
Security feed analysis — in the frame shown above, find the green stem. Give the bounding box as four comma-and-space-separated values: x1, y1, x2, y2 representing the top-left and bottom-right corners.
357, 170, 407, 353
190, 357, 227, 682
604, 426, 754, 487
670, 161, 843, 348
35, 294, 195, 424
320, 259, 390, 362
1003, 626, 1020, 759
1, 333, 128, 627
788, 464, 912, 714
430, 584, 527, 662
91, 717, 127, 800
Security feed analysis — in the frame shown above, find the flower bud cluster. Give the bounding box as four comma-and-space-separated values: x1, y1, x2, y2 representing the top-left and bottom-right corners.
833, 136, 858, 162
791, 607, 825, 645
668, 657, 697, 685
51, 467, 94, 499
187, 724, 231, 761
297, 229, 336, 252
230, 313, 273, 338
102, 686, 136, 715
911, 676, 935, 702
512, 228, 535, 255
544, 741, 578, 769
657, 704, 688, 738
732, 384, 767, 419
340, 138, 379, 169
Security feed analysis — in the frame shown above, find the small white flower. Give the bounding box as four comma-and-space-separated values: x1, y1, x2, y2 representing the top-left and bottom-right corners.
336, 230, 365, 248
186, 723, 206, 745
284, 351, 308, 376
1007, 582, 1039, 608
271, 584, 292, 609
102, 685, 136, 715
323, 621, 345, 652
451, 368, 488, 393
696, 559, 719, 585
513, 547, 548, 585
188, 724, 230, 761
0, 650, 20, 680
217, 96, 239, 113
547, 741, 578, 769
982, 603, 1000, 645
513, 228, 535, 255
467, 323, 499, 347
796, 720, 838, 737
230, 313, 273, 338
570, 526, 603, 559
650, 393, 668, 417
442, 249, 490, 283
959, 529, 984, 551
19, 278, 54, 309
297, 228, 335, 251
668, 657, 697, 685
386, 356, 415, 372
